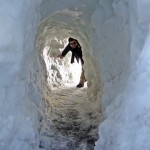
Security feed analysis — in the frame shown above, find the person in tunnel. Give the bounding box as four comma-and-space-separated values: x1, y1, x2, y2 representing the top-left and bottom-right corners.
57, 37, 87, 88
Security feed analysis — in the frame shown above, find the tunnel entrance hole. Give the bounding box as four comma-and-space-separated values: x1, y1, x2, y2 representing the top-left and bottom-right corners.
36, 11, 103, 149
41, 37, 83, 88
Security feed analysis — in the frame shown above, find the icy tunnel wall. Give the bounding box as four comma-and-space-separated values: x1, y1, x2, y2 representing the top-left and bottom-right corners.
1, 0, 150, 150
0, 0, 41, 150
94, 0, 150, 150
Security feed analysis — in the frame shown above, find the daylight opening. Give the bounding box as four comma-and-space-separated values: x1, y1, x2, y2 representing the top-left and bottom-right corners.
42, 38, 83, 88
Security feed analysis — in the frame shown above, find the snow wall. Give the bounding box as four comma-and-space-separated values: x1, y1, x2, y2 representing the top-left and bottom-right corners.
1, 0, 150, 150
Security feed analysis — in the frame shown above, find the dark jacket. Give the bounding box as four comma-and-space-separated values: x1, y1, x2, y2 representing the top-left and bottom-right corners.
61, 43, 84, 64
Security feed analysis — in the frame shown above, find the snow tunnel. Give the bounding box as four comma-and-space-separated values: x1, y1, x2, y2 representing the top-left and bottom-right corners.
1, 0, 150, 150
35, 4, 102, 149
33, 0, 131, 149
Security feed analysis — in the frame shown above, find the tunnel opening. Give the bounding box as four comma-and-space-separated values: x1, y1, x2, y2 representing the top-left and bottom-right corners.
42, 37, 83, 88
36, 10, 102, 149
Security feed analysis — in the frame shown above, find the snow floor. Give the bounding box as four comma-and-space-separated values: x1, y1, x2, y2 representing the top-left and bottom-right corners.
39, 83, 101, 150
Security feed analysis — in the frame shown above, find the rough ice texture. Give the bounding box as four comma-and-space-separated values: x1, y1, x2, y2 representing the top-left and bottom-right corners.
1, 0, 150, 150
94, 0, 150, 150
0, 0, 41, 150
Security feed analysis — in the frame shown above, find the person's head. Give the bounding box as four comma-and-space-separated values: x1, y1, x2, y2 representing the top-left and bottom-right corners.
68, 37, 78, 49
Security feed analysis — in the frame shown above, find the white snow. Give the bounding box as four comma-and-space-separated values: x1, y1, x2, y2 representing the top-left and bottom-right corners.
0, 0, 150, 150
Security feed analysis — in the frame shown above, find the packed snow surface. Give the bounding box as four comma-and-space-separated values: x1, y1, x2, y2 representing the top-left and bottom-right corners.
0, 0, 150, 150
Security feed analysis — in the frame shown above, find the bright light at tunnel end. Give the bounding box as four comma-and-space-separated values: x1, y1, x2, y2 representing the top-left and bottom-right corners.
42, 40, 84, 87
